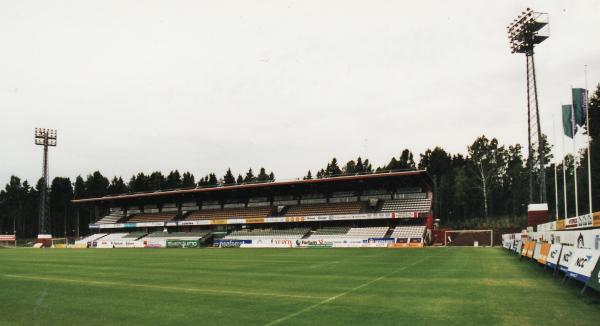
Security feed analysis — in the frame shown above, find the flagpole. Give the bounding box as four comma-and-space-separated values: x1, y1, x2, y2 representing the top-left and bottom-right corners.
571, 103, 580, 217
552, 115, 559, 220
585, 65, 593, 214
561, 122, 568, 218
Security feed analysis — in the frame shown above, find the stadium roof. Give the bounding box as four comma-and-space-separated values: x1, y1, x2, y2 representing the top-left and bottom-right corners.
71, 170, 432, 205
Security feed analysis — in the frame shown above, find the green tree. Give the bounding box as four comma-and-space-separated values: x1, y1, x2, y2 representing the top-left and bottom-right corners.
223, 169, 236, 185
244, 168, 256, 183
468, 136, 507, 220
165, 170, 182, 189
181, 172, 196, 188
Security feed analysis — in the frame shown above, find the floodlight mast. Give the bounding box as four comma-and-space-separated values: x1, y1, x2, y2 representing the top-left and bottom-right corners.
507, 8, 549, 204
34, 128, 57, 235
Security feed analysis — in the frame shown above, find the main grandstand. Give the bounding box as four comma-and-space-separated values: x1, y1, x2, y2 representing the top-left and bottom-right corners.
72, 171, 434, 248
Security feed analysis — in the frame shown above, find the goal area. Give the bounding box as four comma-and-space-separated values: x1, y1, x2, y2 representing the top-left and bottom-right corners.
444, 230, 493, 247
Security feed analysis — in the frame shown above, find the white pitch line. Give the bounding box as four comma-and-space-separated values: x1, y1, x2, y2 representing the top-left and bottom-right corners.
1, 274, 326, 300
264, 255, 433, 326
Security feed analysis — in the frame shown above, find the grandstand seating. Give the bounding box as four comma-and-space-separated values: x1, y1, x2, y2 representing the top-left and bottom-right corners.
95, 211, 124, 224
284, 202, 362, 217
345, 227, 388, 238
127, 213, 177, 223
389, 226, 426, 239
379, 197, 431, 213
98, 233, 129, 242
225, 228, 310, 239
186, 206, 272, 220
306, 226, 388, 240
123, 232, 148, 239
74, 233, 107, 244
146, 231, 210, 239
311, 226, 351, 236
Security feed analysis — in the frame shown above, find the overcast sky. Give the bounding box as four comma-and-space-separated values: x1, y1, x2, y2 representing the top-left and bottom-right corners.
1, 0, 599, 187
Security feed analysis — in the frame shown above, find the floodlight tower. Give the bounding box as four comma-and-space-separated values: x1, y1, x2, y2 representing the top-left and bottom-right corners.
507, 8, 549, 204
35, 128, 57, 235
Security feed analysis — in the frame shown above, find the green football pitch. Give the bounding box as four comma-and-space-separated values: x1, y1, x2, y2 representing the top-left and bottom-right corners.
1, 248, 599, 326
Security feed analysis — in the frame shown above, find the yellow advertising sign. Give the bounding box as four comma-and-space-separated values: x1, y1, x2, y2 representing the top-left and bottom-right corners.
245, 218, 265, 224
537, 243, 551, 265
285, 217, 304, 222
211, 219, 228, 225
556, 219, 565, 230
593, 212, 600, 227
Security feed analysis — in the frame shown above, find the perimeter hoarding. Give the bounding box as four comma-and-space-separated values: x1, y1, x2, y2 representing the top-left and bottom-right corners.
533, 242, 542, 260
166, 239, 199, 248
537, 243, 551, 265
546, 244, 562, 269
558, 246, 576, 273
566, 248, 600, 283
586, 257, 600, 292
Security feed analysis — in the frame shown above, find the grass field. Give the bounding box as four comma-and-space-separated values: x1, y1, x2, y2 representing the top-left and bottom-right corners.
1, 248, 599, 326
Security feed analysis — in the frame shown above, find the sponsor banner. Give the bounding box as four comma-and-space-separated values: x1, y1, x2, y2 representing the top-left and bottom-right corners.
537, 243, 551, 265
238, 239, 296, 248
96, 241, 115, 248
586, 253, 600, 292
135, 222, 165, 227
565, 217, 579, 229
97, 223, 136, 229
514, 240, 523, 254
89, 224, 100, 229
365, 238, 395, 244
295, 239, 337, 248
211, 219, 228, 225
166, 239, 199, 248
112, 241, 138, 248
178, 220, 211, 226
537, 221, 556, 232
533, 242, 542, 260
215, 239, 251, 248
558, 246, 576, 273
165, 221, 177, 227
264, 217, 286, 223
556, 219, 565, 230
409, 238, 424, 248
245, 218, 264, 224
285, 217, 305, 222
567, 248, 600, 283
594, 212, 600, 227
545, 229, 600, 249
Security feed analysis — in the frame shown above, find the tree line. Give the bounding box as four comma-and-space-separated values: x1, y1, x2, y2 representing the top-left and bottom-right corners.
2, 85, 599, 238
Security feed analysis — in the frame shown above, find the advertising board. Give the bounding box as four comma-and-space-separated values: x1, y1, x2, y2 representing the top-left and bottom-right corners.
545, 244, 562, 269
166, 239, 199, 248
558, 246, 576, 273
566, 248, 600, 283
537, 243, 551, 265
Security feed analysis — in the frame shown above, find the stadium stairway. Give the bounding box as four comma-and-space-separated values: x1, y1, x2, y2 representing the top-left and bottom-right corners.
383, 228, 394, 238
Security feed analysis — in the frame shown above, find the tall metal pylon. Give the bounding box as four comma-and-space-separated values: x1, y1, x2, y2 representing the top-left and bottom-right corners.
35, 128, 57, 235
507, 8, 549, 204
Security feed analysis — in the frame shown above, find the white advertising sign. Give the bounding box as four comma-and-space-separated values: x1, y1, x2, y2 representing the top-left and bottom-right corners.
546, 244, 562, 269
558, 246, 576, 273
566, 248, 600, 282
